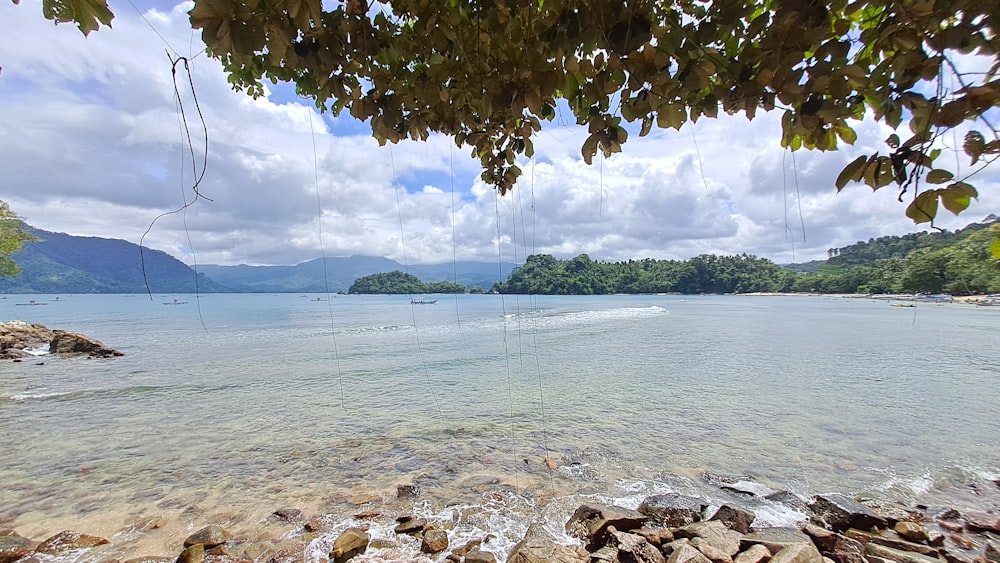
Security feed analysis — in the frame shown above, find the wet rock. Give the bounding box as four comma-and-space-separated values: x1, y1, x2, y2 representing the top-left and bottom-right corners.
304, 517, 328, 532
694, 539, 734, 563
348, 494, 381, 506
946, 534, 977, 551
331, 527, 369, 561
964, 512, 1000, 533
809, 494, 887, 532
565, 503, 648, 549
35, 530, 109, 554
49, 330, 122, 357
465, 549, 498, 562
939, 521, 965, 533
894, 522, 929, 543
393, 516, 427, 534
734, 544, 772, 563
271, 508, 303, 523
765, 492, 810, 513
0, 529, 36, 563
802, 523, 838, 552
507, 523, 589, 563
668, 543, 714, 563
607, 528, 666, 563
184, 525, 230, 548
634, 528, 675, 547
710, 505, 756, 534
985, 541, 1000, 563
843, 529, 939, 557
867, 504, 927, 527
397, 484, 419, 498
770, 542, 822, 563
176, 543, 205, 563
941, 546, 980, 563
675, 521, 742, 556
864, 542, 942, 563
639, 494, 708, 527
825, 535, 867, 563
421, 528, 449, 553
122, 557, 173, 563
741, 528, 814, 553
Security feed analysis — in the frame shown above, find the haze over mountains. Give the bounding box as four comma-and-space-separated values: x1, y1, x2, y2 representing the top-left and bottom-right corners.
0, 226, 515, 294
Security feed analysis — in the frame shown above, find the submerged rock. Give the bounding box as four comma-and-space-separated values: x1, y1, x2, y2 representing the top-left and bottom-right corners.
183, 525, 230, 548
49, 330, 123, 357
0, 321, 122, 359
35, 530, 109, 554
421, 528, 449, 553
809, 494, 887, 532
331, 527, 369, 561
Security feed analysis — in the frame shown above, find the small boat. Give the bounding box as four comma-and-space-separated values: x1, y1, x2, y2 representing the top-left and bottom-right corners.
891, 303, 915, 308
163, 298, 188, 305
15, 300, 46, 306
411, 298, 438, 305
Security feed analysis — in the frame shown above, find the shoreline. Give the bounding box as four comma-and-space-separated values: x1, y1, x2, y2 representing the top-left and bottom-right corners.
3, 470, 998, 562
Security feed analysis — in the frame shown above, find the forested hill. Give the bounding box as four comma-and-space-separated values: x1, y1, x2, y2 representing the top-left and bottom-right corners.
0, 227, 227, 294
494, 216, 1000, 295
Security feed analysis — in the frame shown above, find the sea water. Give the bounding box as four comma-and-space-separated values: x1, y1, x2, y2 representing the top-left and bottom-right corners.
1, 294, 998, 559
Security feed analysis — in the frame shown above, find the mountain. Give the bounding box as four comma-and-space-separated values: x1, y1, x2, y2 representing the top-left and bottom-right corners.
0, 226, 227, 294
198, 257, 516, 293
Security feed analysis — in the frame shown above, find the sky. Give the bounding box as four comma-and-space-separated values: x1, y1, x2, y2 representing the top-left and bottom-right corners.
1, 0, 997, 267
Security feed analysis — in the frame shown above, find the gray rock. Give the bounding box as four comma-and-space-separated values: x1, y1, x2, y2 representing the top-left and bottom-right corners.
985, 541, 1000, 563
397, 484, 419, 498
49, 330, 122, 357
734, 544, 772, 563
770, 543, 823, 563
864, 542, 942, 563
964, 512, 1000, 533
466, 549, 498, 563
710, 505, 756, 534
507, 523, 590, 563
843, 529, 939, 557
668, 543, 714, 563
0, 530, 36, 563
639, 494, 708, 527
608, 529, 666, 563
565, 503, 648, 550
183, 525, 230, 548
809, 494, 887, 532
176, 544, 205, 563
676, 521, 743, 556
694, 539, 734, 563
741, 528, 813, 554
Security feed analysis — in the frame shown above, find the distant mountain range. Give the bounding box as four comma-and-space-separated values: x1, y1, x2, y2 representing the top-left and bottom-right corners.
0, 226, 516, 294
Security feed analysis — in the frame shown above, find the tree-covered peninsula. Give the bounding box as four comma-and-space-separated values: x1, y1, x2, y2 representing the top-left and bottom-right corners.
493, 217, 1000, 295
348, 271, 466, 294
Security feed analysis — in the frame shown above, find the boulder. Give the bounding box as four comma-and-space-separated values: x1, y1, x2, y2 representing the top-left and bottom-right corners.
331, 527, 369, 561
693, 539, 734, 563
843, 528, 939, 557
176, 544, 205, 563
607, 528, 666, 563
639, 494, 708, 527
183, 525, 230, 548
734, 544, 772, 563
393, 516, 427, 534
741, 528, 814, 554
565, 503, 648, 549
0, 529, 36, 563
809, 494, 887, 532
825, 535, 867, 563
272, 508, 303, 523
668, 543, 714, 563
710, 505, 757, 534
893, 522, 929, 543
466, 550, 498, 563
675, 521, 742, 556
35, 530, 109, 554
985, 541, 1000, 563
802, 523, 838, 552
49, 330, 122, 357
963, 512, 1000, 533
864, 542, 942, 563
421, 528, 449, 553
770, 543, 823, 563
507, 523, 589, 563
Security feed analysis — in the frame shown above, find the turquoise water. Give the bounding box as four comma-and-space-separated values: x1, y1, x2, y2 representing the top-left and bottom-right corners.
1, 294, 998, 559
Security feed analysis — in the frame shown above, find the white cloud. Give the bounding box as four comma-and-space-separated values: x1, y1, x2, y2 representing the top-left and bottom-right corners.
1, 0, 997, 268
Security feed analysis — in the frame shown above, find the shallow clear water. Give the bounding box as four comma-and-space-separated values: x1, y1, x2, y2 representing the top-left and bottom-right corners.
1, 294, 998, 559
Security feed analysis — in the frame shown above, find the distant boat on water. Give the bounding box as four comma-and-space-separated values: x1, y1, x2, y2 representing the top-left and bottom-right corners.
15, 300, 46, 306
411, 298, 438, 305
163, 299, 188, 305
891, 303, 915, 308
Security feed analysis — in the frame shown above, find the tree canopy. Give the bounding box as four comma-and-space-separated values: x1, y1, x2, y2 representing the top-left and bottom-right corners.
23, 0, 1000, 232
0, 201, 38, 278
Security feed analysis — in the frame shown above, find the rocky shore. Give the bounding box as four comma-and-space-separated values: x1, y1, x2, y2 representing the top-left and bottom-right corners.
2, 482, 998, 563
0, 320, 122, 360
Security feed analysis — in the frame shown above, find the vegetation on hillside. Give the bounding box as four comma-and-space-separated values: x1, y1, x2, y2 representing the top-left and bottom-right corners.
348, 271, 466, 294
0, 202, 38, 278
493, 217, 1000, 295
24, 0, 1000, 226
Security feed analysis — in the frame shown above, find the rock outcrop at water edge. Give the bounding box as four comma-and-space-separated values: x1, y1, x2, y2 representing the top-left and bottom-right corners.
0, 320, 122, 359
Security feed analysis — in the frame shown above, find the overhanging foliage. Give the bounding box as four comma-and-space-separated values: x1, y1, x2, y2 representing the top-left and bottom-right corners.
24, 0, 1000, 238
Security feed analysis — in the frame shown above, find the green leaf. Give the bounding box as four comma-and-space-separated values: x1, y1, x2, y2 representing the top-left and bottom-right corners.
906, 190, 939, 224
925, 169, 954, 184
939, 182, 977, 215
836, 155, 868, 191
43, 0, 114, 35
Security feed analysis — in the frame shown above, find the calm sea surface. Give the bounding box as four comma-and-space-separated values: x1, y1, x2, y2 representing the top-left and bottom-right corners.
1, 294, 998, 559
